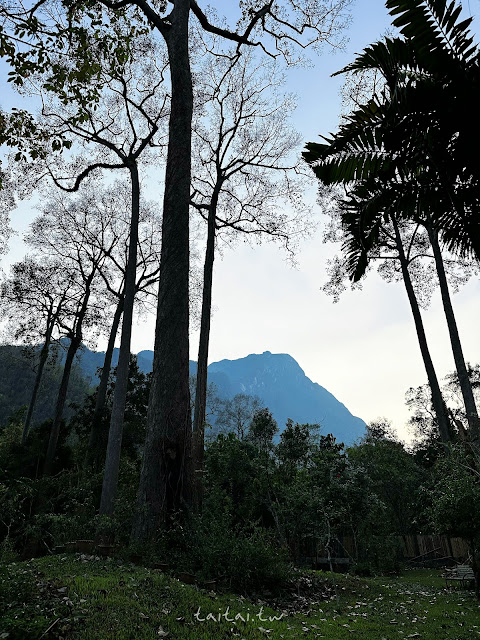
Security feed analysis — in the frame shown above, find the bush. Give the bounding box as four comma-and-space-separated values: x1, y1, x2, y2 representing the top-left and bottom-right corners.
0, 469, 103, 555
354, 534, 403, 575
0, 416, 74, 480
157, 508, 291, 593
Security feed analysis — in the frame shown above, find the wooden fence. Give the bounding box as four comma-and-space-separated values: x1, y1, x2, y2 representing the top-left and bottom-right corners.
316, 534, 470, 562
400, 535, 470, 561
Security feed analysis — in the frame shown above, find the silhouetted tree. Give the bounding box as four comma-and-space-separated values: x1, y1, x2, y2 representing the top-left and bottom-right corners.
190, 48, 312, 507
25, 186, 116, 474
0, 257, 79, 442
83, 182, 161, 471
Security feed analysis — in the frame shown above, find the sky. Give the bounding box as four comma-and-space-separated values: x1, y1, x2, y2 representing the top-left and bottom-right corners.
1, 0, 480, 441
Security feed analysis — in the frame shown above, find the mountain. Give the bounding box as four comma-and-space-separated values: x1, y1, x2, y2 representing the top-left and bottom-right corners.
206, 351, 365, 444
75, 345, 152, 382
2, 343, 365, 444
127, 349, 364, 444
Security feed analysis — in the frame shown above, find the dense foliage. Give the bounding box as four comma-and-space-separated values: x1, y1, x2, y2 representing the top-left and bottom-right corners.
2, 367, 480, 592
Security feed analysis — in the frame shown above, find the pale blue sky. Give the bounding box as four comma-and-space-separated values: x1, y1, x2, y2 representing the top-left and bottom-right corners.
189, 0, 480, 439
1, 1, 479, 440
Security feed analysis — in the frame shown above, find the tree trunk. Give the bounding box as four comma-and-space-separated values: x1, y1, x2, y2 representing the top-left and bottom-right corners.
132, 0, 193, 541
44, 274, 94, 475
99, 163, 140, 517
427, 224, 480, 444
192, 189, 219, 510
84, 294, 124, 470
43, 334, 81, 475
391, 216, 451, 444
22, 320, 53, 443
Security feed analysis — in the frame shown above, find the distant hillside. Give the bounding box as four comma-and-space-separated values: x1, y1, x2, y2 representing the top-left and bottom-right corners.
0, 345, 92, 427
2, 344, 365, 444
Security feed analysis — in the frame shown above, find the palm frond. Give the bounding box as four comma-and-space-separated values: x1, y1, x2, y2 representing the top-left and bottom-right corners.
386, 0, 477, 68
338, 37, 418, 82
309, 151, 394, 185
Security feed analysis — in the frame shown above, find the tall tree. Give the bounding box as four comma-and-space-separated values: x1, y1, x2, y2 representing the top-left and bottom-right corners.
425, 223, 480, 442
389, 214, 451, 443
84, 182, 161, 471
41, 29, 167, 515
304, 1, 480, 443
190, 48, 311, 507
114, 0, 352, 540
334, 52, 480, 442
16, 27, 168, 502
25, 184, 117, 474
306, 107, 479, 443
320, 202, 454, 443
0, 257, 79, 441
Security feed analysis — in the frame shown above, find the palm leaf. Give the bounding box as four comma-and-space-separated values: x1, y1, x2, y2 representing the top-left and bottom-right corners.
305, 0, 480, 264
338, 37, 418, 82
386, 0, 477, 68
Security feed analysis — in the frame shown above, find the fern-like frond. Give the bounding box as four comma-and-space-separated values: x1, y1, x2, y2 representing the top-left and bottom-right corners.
338, 37, 418, 82
386, 0, 477, 69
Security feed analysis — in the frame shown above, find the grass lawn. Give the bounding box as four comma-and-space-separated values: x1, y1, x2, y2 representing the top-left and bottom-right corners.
1, 556, 479, 639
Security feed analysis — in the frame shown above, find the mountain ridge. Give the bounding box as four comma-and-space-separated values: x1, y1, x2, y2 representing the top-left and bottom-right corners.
78, 347, 365, 444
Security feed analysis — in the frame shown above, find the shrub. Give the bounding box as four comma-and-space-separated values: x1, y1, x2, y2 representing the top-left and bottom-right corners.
156, 507, 291, 593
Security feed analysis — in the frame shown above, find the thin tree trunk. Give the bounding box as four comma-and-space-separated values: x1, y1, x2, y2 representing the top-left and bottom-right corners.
132, 0, 193, 541
44, 275, 94, 475
391, 216, 451, 443
22, 321, 53, 443
43, 334, 81, 475
426, 149, 480, 263
192, 189, 219, 509
84, 294, 124, 470
99, 163, 140, 517
427, 224, 480, 443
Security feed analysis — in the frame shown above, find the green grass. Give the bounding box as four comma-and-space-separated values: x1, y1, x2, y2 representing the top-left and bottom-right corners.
1, 557, 479, 639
